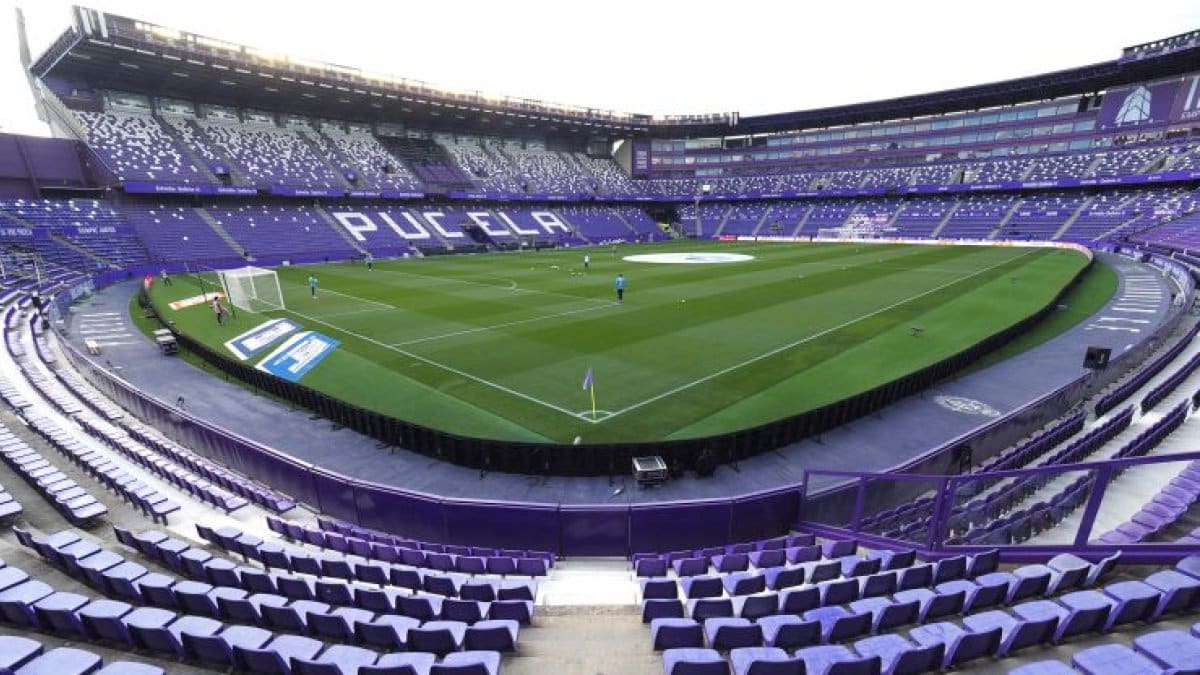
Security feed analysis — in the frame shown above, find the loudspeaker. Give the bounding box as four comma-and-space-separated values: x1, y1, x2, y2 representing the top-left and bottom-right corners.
1083, 346, 1111, 370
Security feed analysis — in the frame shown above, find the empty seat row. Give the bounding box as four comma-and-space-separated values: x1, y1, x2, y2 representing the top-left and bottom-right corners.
20, 412, 177, 523
73, 414, 248, 513
0, 564, 502, 674
112, 525, 535, 626
220, 523, 540, 601
123, 419, 295, 512
0, 424, 106, 525
287, 517, 553, 574
0, 634, 162, 675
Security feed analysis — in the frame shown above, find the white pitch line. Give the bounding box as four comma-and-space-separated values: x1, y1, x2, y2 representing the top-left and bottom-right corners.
281, 307, 583, 420
393, 303, 613, 346
280, 281, 398, 309
598, 249, 1041, 423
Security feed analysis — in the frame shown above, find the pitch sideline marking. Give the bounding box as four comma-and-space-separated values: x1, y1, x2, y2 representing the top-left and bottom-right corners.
599, 249, 1041, 423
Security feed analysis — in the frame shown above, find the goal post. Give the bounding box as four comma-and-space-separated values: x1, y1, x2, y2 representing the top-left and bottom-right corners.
218, 266, 285, 313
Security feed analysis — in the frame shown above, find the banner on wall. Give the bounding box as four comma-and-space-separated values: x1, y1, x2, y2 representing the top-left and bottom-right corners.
1098, 79, 1181, 130
255, 331, 339, 382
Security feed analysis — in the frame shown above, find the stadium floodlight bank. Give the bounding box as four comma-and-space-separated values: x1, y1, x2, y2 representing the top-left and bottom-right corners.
219, 266, 285, 313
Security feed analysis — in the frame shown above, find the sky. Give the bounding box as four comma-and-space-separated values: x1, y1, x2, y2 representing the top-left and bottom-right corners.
2, 0, 1200, 136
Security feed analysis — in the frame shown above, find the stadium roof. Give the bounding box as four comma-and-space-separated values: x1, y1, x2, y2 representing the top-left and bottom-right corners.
29, 6, 1200, 139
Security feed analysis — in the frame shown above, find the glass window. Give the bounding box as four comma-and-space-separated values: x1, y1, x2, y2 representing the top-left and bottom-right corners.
914, 122, 931, 132
999, 111, 1018, 122
1073, 120, 1095, 132
981, 113, 999, 125
1017, 108, 1036, 120
1068, 139, 1090, 149
1037, 105, 1058, 118
963, 116, 980, 127
932, 119, 948, 130
901, 124, 915, 134
948, 118, 964, 128
1058, 103, 1076, 115
1052, 123, 1072, 134
871, 127, 886, 137
1049, 141, 1068, 152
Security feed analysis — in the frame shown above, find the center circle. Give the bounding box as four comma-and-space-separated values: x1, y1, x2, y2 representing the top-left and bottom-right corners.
622, 252, 755, 264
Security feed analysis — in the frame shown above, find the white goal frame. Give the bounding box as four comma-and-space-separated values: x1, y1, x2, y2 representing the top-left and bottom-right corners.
218, 266, 285, 313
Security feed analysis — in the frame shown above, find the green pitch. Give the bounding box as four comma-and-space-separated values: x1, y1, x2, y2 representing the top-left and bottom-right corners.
144, 241, 1098, 443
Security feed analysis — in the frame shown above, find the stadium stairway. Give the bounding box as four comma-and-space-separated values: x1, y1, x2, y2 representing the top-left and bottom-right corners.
194, 208, 249, 259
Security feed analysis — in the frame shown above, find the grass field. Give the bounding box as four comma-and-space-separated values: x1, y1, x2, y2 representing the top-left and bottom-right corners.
143, 240, 1098, 443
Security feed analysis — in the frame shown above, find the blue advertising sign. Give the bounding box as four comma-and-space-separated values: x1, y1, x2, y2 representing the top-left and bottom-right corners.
224, 318, 300, 360
255, 331, 339, 382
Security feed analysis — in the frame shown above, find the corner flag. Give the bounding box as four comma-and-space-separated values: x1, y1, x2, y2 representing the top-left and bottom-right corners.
582, 368, 597, 420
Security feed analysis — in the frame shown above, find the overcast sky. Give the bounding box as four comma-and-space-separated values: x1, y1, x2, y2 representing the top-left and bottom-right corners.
3, 0, 1200, 136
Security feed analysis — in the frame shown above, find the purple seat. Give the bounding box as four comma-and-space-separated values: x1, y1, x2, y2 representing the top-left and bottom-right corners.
931, 556, 966, 584
1012, 596, 1105, 643
12, 647, 101, 675
704, 617, 763, 651
291, 644, 380, 675
662, 648, 729, 675
714, 554, 750, 573
430, 651, 501, 675
749, 550, 786, 569
0, 634, 42, 671
757, 615, 819, 650
643, 599, 685, 623
858, 572, 897, 599
1071, 643, 1160, 675
734, 593, 779, 621
408, 620, 467, 655
76, 599, 134, 644
361, 652, 436, 675
935, 577, 1006, 613
642, 578, 680, 600
0, 580, 54, 625
853, 634, 944, 675
728, 647, 803, 675
485, 557, 515, 576
637, 558, 669, 577
191, 624, 271, 667
895, 564, 932, 591
1008, 661, 1076, 675
32, 591, 89, 634
723, 572, 766, 596
674, 558, 709, 577
802, 606, 871, 643
786, 546, 820, 565
908, 622, 1001, 669
779, 587, 819, 615
309, 606, 374, 642
765, 567, 806, 591
652, 618, 705, 650
966, 549, 999, 578
464, 619, 519, 651
1102, 580, 1160, 628
398, 594, 442, 621
1144, 569, 1200, 615
892, 588, 962, 623
94, 662, 164, 675
233, 634, 324, 675
1132, 628, 1200, 672
683, 576, 724, 599
963, 608, 1056, 656
688, 598, 735, 622
442, 598, 487, 624
262, 599, 330, 633
818, 578, 860, 606
821, 540, 857, 559
795, 645, 879, 675
355, 614, 419, 651
847, 597, 919, 633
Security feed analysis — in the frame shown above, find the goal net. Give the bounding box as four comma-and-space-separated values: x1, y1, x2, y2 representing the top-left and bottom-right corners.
218, 266, 285, 313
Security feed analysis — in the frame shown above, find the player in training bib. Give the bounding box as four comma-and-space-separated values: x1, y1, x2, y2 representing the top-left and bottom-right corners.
308, 274, 318, 298
614, 273, 626, 304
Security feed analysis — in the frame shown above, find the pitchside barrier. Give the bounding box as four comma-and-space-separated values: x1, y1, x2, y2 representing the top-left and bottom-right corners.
45, 244, 1195, 555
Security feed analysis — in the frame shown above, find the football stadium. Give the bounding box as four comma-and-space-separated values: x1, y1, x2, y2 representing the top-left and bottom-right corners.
0, 3, 1197, 674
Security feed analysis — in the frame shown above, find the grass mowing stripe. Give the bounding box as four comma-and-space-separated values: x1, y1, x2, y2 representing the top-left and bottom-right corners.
603, 248, 1040, 423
